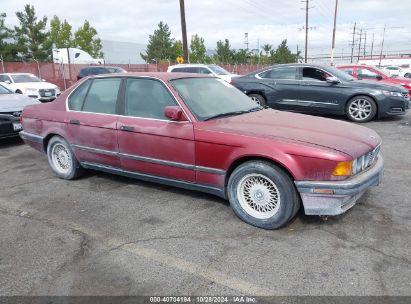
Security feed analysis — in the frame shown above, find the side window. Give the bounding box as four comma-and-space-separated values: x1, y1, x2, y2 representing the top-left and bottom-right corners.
341, 68, 354, 76
302, 67, 330, 81
68, 80, 91, 110
82, 78, 121, 114
0, 75, 11, 82
259, 67, 297, 80
171, 67, 185, 72
357, 68, 379, 79
197, 68, 212, 74
185, 68, 198, 74
79, 68, 89, 77
124, 78, 176, 120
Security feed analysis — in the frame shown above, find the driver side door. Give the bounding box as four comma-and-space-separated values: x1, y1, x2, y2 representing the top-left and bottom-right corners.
117, 77, 196, 182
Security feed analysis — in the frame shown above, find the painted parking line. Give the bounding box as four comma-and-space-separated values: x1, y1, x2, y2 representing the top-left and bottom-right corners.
0, 203, 273, 295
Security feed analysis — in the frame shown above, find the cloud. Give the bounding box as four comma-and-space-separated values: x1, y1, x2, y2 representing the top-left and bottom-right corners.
2, 0, 411, 54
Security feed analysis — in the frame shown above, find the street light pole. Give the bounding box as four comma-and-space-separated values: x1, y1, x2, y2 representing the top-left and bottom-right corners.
378, 24, 386, 67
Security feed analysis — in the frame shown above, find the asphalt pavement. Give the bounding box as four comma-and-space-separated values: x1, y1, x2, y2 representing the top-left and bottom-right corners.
0, 112, 410, 296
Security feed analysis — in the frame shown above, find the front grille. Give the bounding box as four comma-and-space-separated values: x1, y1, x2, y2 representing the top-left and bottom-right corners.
1, 111, 21, 117
38, 89, 56, 97
353, 145, 380, 175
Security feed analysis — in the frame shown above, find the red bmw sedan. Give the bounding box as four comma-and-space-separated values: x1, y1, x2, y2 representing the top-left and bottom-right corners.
19, 73, 384, 229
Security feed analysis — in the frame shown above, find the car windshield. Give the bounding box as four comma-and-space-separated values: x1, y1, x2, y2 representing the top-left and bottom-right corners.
107, 67, 126, 73
11, 74, 42, 83
207, 65, 230, 75
0, 84, 12, 94
323, 66, 355, 81
171, 78, 262, 121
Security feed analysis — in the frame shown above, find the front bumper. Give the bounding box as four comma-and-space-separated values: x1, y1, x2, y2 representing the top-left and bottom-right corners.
295, 156, 384, 216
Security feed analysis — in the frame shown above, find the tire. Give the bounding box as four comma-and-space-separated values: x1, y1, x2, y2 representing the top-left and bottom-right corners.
248, 93, 266, 106
47, 136, 83, 180
404, 73, 411, 78
15, 90, 23, 94
346, 95, 377, 123
227, 160, 300, 230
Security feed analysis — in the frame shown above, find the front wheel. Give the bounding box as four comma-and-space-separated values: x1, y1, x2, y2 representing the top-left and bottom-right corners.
346, 96, 377, 123
404, 73, 411, 78
227, 160, 300, 229
47, 136, 83, 180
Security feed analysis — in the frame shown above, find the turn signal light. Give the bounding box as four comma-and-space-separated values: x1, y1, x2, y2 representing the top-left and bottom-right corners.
332, 161, 353, 176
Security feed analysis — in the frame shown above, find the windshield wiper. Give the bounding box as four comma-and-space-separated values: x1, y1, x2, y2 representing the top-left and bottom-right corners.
204, 106, 263, 121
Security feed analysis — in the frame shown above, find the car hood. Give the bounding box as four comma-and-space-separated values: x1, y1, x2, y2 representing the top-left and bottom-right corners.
0, 93, 41, 112
347, 79, 406, 92
14, 81, 59, 89
197, 109, 381, 158
384, 76, 411, 85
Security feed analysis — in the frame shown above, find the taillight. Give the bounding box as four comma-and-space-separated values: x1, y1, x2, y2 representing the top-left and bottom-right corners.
20, 113, 23, 125
230, 79, 234, 85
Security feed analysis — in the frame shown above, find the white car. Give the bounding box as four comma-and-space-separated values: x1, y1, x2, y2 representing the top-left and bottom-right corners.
0, 73, 61, 102
167, 64, 238, 83
399, 68, 411, 78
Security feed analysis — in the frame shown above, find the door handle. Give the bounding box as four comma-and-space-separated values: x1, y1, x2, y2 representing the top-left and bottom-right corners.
69, 119, 80, 125
120, 125, 134, 132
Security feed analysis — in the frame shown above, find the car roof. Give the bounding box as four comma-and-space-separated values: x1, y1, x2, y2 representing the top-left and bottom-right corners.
87, 72, 215, 81
247, 63, 334, 75
82, 66, 123, 69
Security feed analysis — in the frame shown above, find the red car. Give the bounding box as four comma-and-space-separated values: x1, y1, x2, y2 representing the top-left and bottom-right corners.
338, 64, 411, 95
19, 73, 384, 229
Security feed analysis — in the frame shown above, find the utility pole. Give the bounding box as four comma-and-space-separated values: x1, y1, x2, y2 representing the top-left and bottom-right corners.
363, 31, 367, 58
304, 0, 309, 63
378, 24, 386, 67
357, 28, 362, 62
244, 33, 249, 50
350, 22, 356, 63
370, 33, 374, 58
330, 0, 338, 65
179, 0, 189, 63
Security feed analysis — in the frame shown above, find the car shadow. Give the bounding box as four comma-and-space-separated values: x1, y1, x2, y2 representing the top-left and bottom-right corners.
0, 136, 24, 148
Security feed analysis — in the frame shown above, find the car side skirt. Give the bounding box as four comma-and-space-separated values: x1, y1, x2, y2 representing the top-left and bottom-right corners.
81, 161, 227, 199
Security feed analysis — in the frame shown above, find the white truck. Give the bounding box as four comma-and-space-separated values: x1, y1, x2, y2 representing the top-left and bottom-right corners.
52, 48, 104, 64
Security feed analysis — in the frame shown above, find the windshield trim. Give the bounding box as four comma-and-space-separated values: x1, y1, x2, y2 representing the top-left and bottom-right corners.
0, 84, 12, 94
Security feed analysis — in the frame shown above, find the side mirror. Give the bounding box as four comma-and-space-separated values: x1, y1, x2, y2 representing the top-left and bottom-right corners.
4, 80, 11, 84
376, 75, 383, 80
164, 106, 186, 121
326, 76, 340, 84
42, 79, 46, 82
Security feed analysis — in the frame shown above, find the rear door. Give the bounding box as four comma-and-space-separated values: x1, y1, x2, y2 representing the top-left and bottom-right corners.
117, 77, 195, 182
66, 77, 122, 168
255, 66, 300, 109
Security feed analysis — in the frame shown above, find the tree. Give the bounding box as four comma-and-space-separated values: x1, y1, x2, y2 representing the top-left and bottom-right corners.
141, 21, 174, 63
214, 39, 233, 64
48, 15, 73, 49
171, 39, 183, 62
0, 13, 18, 61
73, 20, 103, 58
271, 39, 298, 64
262, 44, 272, 56
232, 48, 251, 64
189, 34, 207, 63
14, 4, 50, 61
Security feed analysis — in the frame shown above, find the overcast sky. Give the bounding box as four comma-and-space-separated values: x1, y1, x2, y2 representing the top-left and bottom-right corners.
3, 0, 411, 55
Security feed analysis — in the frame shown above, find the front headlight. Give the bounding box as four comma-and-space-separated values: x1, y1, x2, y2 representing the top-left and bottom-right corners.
332, 161, 353, 177
24, 88, 37, 92
382, 90, 402, 97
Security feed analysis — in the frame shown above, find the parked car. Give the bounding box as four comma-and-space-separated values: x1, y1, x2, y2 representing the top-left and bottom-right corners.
0, 73, 61, 102
231, 63, 409, 123
337, 64, 411, 95
399, 68, 411, 78
76, 66, 127, 80
0, 84, 40, 139
167, 64, 238, 83
20, 72, 384, 229
380, 66, 400, 77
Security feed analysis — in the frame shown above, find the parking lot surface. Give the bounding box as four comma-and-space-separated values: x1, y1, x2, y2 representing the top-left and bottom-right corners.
0, 113, 410, 296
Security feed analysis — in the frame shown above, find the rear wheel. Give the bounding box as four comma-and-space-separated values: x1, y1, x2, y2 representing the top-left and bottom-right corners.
16, 90, 22, 94
404, 73, 411, 78
346, 96, 377, 123
47, 136, 83, 180
227, 160, 300, 229
248, 93, 266, 106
